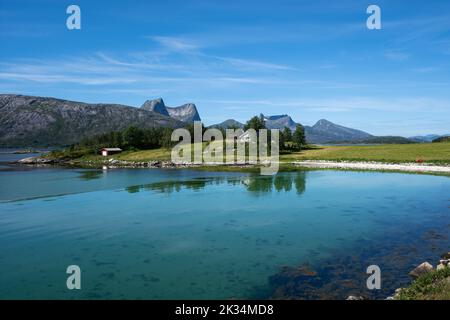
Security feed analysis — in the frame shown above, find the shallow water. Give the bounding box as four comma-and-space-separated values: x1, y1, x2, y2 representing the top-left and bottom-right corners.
0, 164, 449, 299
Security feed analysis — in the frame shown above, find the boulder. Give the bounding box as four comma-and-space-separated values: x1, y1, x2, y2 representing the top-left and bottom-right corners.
17, 156, 54, 164
409, 262, 434, 278
437, 263, 447, 271
346, 295, 364, 300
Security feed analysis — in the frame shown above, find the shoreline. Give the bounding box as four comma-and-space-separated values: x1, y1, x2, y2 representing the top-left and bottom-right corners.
291, 160, 450, 174
14, 156, 450, 175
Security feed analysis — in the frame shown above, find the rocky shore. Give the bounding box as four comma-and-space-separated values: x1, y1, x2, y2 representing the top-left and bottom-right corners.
347, 252, 450, 300
16, 156, 196, 168
390, 252, 450, 300
16, 156, 450, 174
293, 160, 450, 174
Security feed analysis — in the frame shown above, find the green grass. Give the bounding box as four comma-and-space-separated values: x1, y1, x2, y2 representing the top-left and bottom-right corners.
396, 267, 450, 300
113, 142, 208, 161
115, 148, 172, 161
111, 142, 450, 165
48, 141, 450, 166
280, 142, 450, 164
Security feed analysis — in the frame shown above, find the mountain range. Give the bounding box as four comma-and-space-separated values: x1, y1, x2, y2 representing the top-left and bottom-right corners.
304, 118, 373, 144
408, 134, 450, 143
211, 119, 245, 129
212, 115, 374, 144
0, 94, 185, 147
0, 94, 445, 147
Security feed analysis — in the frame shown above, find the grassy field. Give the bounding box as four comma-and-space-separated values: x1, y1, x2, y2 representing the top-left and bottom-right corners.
115, 148, 172, 161
102, 142, 450, 164
281, 142, 450, 164
61, 141, 450, 165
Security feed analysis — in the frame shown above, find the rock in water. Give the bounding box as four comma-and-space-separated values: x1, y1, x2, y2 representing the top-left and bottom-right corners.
17, 156, 54, 164
409, 262, 434, 278
346, 295, 365, 300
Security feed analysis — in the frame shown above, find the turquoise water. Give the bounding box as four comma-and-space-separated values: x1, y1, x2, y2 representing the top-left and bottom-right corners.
0, 162, 449, 299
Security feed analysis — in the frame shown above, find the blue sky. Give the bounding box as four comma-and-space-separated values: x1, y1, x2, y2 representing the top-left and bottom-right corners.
1, 0, 449, 136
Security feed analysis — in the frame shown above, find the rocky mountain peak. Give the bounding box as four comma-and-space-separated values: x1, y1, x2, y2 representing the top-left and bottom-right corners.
263, 114, 297, 131
313, 119, 334, 128
141, 98, 201, 123
166, 103, 201, 123
0, 94, 184, 147
140, 98, 169, 116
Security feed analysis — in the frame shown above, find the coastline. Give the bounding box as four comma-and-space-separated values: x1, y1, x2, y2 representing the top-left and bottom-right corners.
291, 160, 450, 174
15, 156, 450, 175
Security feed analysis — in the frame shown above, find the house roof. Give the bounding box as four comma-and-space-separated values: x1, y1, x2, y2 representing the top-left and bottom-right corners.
101, 148, 122, 151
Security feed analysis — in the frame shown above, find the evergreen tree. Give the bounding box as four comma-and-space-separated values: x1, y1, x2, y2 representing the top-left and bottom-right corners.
244, 115, 266, 131
283, 127, 292, 142
293, 124, 306, 150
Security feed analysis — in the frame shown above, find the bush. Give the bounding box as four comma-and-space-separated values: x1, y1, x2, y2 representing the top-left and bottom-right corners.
396, 267, 450, 300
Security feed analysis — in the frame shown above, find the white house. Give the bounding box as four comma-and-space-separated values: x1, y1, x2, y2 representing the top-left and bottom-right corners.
238, 131, 252, 142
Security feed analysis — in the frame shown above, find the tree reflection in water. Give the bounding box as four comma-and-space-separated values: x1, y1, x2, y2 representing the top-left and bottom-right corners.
242, 171, 306, 195
125, 172, 307, 196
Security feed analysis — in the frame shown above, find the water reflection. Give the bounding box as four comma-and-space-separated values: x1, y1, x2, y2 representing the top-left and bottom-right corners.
125, 172, 307, 195
242, 172, 306, 195
78, 170, 104, 181
126, 177, 236, 194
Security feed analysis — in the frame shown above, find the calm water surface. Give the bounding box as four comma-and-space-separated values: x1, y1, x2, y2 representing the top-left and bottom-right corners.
0, 155, 449, 299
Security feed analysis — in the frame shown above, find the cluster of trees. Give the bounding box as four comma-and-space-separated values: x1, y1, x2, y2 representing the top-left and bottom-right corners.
75, 126, 175, 152
243, 115, 307, 151
67, 115, 307, 155
432, 136, 450, 143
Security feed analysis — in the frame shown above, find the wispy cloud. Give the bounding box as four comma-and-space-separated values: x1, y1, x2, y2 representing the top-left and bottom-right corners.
200, 96, 450, 113
0, 35, 301, 90
411, 67, 437, 73
148, 36, 202, 52
0, 51, 291, 88
212, 56, 296, 71
384, 51, 410, 61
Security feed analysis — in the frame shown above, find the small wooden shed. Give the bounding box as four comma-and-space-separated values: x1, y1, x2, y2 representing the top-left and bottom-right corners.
101, 148, 122, 157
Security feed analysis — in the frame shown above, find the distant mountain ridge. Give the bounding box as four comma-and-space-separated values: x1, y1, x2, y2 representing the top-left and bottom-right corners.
432, 135, 450, 143
211, 114, 413, 144
264, 114, 297, 132
2, 94, 442, 147
304, 119, 373, 144
0, 94, 185, 147
141, 98, 201, 123
408, 134, 450, 143
210, 119, 244, 129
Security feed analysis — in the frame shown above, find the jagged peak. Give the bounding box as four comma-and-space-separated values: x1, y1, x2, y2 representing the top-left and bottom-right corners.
140, 98, 169, 116
266, 114, 290, 120
314, 119, 333, 126
141, 98, 201, 122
